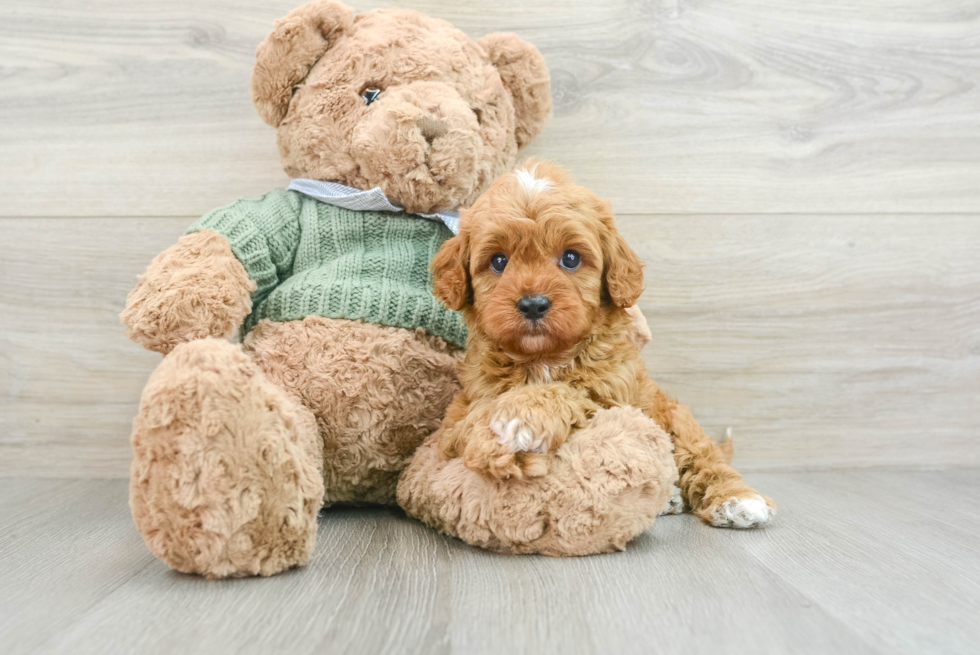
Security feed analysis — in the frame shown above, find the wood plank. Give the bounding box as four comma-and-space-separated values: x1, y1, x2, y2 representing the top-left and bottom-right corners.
2, 0, 979, 217
743, 470, 980, 655
1, 476, 876, 655
0, 218, 186, 477
2, 215, 977, 476
3, 472, 978, 654
624, 214, 980, 469
0, 479, 157, 655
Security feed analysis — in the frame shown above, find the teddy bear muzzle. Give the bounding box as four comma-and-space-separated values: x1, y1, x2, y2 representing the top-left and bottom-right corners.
350, 81, 487, 214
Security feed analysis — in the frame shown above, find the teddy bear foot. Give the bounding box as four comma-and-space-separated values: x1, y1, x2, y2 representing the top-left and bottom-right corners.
129, 338, 325, 578
397, 406, 679, 556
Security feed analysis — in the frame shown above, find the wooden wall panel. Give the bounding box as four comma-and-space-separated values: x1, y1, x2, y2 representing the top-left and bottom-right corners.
2, 216, 976, 477
1, 0, 979, 217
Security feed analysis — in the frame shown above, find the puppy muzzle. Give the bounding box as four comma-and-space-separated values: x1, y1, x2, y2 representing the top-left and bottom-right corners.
517, 294, 551, 321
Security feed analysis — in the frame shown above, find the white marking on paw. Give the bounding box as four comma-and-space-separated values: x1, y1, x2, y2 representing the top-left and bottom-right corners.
659, 483, 685, 516
490, 411, 549, 453
514, 165, 554, 197
711, 495, 773, 529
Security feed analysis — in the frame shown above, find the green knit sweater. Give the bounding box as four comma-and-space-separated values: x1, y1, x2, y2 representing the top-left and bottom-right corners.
188, 188, 467, 347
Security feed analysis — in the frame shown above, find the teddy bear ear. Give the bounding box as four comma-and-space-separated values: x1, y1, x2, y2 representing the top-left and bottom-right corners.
251, 0, 355, 127
478, 33, 553, 149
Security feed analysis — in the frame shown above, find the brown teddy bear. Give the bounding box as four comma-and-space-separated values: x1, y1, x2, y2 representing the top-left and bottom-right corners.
121, 0, 677, 578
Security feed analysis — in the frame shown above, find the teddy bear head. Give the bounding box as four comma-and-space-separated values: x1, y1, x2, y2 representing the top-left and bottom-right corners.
250, 0, 552, 214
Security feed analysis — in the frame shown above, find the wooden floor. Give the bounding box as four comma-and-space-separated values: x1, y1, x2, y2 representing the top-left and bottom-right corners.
1, 470, 977, 655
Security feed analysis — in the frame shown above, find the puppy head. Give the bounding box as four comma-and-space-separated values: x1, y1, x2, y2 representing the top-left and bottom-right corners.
431, 159, 643, 357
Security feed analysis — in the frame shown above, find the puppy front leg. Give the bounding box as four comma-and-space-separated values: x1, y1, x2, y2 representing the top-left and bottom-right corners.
448, 384, 595, 480
476, 384, 596, 478
439, 400, 521, 478
643, 381, 776, 528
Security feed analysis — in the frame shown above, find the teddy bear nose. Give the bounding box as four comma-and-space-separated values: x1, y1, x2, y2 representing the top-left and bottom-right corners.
517, 295, 551, 321
416, 115, 448, 144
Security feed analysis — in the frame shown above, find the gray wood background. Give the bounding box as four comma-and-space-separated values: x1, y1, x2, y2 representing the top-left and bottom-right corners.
1, 0, 978, 476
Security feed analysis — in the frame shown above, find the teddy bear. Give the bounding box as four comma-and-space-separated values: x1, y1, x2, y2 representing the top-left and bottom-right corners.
121, 0, 677, 578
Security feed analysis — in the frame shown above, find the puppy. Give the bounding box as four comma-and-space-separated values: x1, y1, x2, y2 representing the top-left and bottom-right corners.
431, 160, 775, 528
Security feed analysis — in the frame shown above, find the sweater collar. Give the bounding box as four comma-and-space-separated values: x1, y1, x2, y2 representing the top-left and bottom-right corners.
288, 178, 460, 234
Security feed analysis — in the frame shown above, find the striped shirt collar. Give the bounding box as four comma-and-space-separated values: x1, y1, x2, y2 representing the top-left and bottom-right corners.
288, 178, 460, 235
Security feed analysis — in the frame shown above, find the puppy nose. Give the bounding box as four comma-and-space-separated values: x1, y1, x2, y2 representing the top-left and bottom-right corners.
517, 295, 551, 321
416, 115, 448, 144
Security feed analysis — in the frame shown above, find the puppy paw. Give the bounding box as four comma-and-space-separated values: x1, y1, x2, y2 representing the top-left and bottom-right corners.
489, 387, 585, 455
658, 483, 685, 516
490, 409, 551, 454
708, 495, 775, 529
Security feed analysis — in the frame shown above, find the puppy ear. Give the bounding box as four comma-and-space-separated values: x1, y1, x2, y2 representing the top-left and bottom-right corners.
478, 33, 553, 149
603, 222, 645, 308
431, 232, 471, 311
251, 0, 354, 127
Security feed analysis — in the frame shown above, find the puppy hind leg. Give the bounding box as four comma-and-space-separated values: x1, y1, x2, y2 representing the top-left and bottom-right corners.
641, 378, 775, 529
669, 405, 775, 528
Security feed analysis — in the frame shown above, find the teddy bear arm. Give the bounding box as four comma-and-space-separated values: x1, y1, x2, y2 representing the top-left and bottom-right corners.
121, 230, 256, 354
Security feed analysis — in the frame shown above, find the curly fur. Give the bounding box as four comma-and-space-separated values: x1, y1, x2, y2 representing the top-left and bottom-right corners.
130, 338, 324, 578
121, 230, 254, 354
244, 316, 462, 505
424, 160, 775, 528
129, 318, 462, 578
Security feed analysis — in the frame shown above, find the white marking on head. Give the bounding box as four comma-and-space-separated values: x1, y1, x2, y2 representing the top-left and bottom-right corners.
514, 164, 555, 197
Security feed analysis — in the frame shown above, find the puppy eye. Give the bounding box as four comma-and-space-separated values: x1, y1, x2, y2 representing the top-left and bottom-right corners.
490, 253, 508, 273
560, 249, 581, 270
361, 86, 382, 106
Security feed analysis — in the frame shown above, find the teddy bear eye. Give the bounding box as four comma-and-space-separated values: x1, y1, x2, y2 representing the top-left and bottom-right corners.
560, 249, 581, 270
361, 86, 382, 106
490, 253, 508, 273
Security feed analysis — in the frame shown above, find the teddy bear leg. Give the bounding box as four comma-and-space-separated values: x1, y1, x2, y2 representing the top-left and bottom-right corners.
130, 338, 325, 578
243, 317, 461, 506
397, 406, 678, 556
659, 483, 685, 516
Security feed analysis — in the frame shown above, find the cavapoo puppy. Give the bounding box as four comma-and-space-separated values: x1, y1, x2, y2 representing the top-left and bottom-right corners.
430, 160, 775, 528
